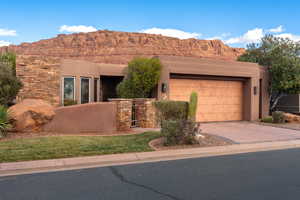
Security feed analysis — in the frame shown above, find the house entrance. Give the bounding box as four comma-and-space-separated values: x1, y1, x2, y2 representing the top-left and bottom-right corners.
100, 76, 123, 101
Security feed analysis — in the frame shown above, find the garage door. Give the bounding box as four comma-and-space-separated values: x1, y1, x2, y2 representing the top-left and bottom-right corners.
169, 79, 244, 122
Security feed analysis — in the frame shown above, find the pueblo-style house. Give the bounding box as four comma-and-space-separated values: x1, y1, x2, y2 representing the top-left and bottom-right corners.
1, 30, 269, 122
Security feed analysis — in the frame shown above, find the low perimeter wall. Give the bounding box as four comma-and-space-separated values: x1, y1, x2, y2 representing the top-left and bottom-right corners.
44, 102, 117, 133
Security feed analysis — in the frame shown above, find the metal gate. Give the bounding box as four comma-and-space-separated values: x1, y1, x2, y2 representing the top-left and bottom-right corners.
131, 102, 138, 127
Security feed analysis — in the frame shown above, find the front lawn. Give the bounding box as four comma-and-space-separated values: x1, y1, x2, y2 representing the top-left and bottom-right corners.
0, 131, 161, 163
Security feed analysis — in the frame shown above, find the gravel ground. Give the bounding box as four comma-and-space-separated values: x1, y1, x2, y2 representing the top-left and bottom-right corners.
149, 133, 234, 150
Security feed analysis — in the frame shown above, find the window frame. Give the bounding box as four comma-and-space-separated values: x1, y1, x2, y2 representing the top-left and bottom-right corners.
62, 76, 76, 105
94, 77, 99, 102
80, 77, 91, 104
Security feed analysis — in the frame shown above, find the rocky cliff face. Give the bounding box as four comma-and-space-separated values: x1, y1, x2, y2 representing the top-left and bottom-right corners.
0, 30, 244, 64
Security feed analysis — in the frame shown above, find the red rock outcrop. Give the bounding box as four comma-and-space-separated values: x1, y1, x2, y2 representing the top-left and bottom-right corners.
8, 99, 55, 132
0, 30, 244, 64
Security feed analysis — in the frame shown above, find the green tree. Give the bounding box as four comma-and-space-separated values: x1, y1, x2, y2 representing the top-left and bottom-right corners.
117, 57, 162, 98
0, 52, 17, 76
0, 63, 22, 106
237, 35, 300, 112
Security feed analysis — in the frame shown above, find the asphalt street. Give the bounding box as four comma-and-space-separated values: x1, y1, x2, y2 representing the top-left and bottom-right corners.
1, 148, 300, 200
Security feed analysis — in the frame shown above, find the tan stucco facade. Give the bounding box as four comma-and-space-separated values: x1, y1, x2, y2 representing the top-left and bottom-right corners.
60, 59, 126, 104
17, 55, 269, 122
157, 56, 269, 121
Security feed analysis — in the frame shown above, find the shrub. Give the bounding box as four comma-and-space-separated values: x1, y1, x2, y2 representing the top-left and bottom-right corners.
0, 52, 16, 76
64, 99, 77, 106
0, 105, 11, 137
161, 120, 182, 145
161, 120, 200, 145
0, 63, 22, 106
272, 111, 285, 123
117, 57, 162, 98
188, 92, 198, 121
153, 100, 188, 122
261, 116, 273, 123
116, 79, 134, 98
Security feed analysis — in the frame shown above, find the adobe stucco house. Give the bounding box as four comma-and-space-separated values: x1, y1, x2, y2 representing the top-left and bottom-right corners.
16, 55, 269, 122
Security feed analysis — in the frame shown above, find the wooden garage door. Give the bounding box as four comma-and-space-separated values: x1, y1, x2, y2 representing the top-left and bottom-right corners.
169, 79, 243, 122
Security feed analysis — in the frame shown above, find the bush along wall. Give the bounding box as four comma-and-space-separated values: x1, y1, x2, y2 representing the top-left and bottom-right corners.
154, 92, 200, 146
117, 57, 162, 98
153, 100, 189, 123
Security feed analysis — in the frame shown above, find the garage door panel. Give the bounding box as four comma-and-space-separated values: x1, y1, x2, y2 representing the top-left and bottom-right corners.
169, 79, 243, 122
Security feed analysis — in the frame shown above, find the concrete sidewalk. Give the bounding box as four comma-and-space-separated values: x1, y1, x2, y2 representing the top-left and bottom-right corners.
2, 139, 300, 177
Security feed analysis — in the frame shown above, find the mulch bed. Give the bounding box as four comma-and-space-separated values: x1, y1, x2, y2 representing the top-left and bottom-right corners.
149, 133, 234, 151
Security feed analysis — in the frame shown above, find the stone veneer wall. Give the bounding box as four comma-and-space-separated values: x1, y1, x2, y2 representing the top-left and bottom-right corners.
134, 98, 158, 128
109, 99, 133, 131
16, 55, 61, 106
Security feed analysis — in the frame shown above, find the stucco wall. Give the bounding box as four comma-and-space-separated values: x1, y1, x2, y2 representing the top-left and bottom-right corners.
159, 56, 270, 121
61, 59, 126, 105
44, 102, 117, 133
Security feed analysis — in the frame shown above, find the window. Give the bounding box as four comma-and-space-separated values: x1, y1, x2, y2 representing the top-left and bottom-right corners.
63, 77, 75, 104
81, 77, 91, 104
94, 78, 99, 102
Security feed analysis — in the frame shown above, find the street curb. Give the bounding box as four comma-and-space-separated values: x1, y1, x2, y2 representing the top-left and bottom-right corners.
1, 140, 300, 177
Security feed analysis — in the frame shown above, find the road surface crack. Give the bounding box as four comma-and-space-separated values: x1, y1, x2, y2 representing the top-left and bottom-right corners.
109, 166, 184, 200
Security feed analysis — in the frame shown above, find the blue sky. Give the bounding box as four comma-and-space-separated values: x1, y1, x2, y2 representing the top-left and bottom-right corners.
1, 0, 300, 47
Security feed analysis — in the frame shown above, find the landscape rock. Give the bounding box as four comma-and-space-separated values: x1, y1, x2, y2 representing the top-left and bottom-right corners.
283, 112, 300, 123
8, 99, 55, 132
0, 30, 244, 64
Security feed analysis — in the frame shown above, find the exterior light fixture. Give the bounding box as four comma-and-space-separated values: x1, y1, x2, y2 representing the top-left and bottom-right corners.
162, 83, 167, 93
254, 86, 257, 95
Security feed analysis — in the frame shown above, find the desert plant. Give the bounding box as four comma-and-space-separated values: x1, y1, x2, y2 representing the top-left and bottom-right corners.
117, 57, 162, 98
0, 105, 11, 137
0, 52, 17, 76
153, 100, 188, 122
161, 120, 183, 145
188, 92, 198, 121
261, 116, 273, 123
64, 99, 77, 106
161, 120, 199, 145
0, 63, 22, 106
272, 111, 285, 123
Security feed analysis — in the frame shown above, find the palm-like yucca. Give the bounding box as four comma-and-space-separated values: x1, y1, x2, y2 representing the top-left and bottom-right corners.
0, 105, 10, 137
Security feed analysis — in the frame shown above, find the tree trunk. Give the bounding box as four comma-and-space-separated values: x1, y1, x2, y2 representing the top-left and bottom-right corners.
269, 93, 285, 114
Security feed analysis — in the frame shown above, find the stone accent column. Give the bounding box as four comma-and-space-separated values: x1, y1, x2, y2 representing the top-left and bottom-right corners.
109, 99, 133, 131
134, 98, 158, 128
16, 55, 61, 106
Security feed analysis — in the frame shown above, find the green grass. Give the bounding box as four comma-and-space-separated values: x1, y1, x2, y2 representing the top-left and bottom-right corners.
261, 116, 273, 123
0, 131, 161, 163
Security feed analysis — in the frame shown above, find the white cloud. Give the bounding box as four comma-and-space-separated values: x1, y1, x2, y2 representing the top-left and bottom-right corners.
275, 33, 300, 41
0, 28, 17, 36
225, 28, 264, 45
140, 28, 201, 39
269, 25, 284, 33
59, 25, 97, 33
206, 33, 231, 40
0, 40, 10, 47
224, 26, 300, 46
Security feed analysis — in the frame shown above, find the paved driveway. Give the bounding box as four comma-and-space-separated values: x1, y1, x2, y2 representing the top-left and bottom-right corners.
201, 121, 300, 144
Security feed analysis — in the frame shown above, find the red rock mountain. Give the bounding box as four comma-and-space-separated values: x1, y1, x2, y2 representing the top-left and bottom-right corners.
0, 30, 244, 64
